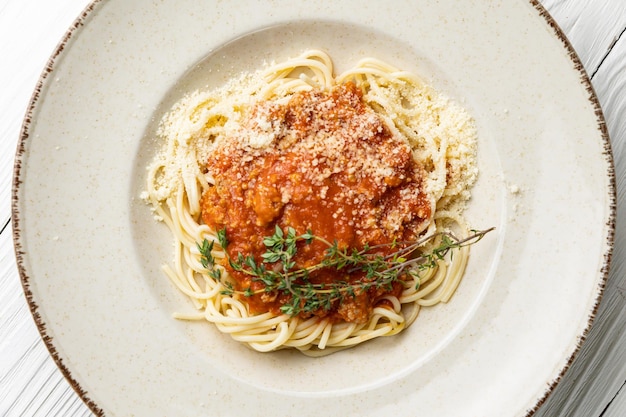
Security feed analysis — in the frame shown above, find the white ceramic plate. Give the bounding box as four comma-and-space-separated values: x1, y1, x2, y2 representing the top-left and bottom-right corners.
13, 1, 615, 416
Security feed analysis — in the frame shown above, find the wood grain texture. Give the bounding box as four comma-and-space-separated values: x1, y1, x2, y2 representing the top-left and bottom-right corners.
0, 224, 90, 416
1, 0, 625, 416
606, 383, 626, 417
540, 0, 626, 75
0, 0, 91, 227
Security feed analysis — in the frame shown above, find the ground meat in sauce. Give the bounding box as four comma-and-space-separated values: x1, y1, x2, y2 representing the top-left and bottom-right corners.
200, 82, 433, 323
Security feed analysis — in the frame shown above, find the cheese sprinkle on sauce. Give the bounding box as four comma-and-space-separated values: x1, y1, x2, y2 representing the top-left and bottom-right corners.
201, 82, 433, 323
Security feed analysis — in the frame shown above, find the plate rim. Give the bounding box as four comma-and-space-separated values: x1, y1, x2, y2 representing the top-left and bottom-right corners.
12, 1, 106, 415
521, 1, 616, 414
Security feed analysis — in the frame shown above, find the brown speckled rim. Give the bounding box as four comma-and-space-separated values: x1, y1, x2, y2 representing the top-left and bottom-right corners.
524, 2, 616, 415
12, 1, 105, 415
10, 1, 616, 416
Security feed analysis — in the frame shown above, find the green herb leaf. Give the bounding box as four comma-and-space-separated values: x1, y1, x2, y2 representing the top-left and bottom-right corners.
202, 226, 494, 317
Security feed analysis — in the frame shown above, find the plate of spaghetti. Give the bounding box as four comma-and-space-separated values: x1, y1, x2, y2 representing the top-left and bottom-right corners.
12, 1, 614, 416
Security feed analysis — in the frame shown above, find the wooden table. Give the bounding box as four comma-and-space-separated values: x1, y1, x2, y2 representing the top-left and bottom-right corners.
1, 0, 625, 415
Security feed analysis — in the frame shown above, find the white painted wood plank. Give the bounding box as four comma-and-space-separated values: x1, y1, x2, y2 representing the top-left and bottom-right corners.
0, 224, 91, 416
540, 0, 626, 75
0, 0, 92, 226
605, 384, 626, 417
582, 26, 626, 417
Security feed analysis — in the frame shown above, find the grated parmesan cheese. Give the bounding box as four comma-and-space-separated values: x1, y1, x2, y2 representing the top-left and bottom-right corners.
145, 55, 478, 229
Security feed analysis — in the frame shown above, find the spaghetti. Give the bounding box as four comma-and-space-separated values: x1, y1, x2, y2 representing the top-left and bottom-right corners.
143, 50, 479, 355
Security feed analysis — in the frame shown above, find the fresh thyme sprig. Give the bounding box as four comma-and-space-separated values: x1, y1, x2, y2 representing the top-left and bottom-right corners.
197, 226, 494, 316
